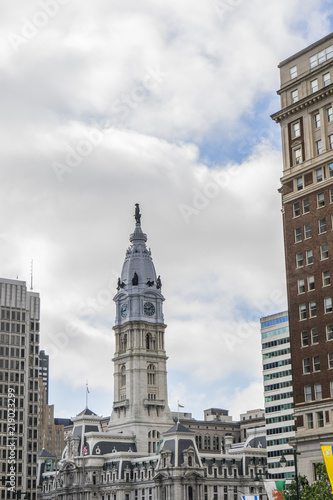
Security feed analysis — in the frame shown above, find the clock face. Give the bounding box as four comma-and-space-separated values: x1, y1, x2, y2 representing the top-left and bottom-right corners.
120, 303, 128, 318
144, 302, 155, 316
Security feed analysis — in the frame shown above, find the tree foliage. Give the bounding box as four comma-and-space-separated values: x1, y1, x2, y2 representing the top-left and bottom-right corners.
284, 463, 333, 500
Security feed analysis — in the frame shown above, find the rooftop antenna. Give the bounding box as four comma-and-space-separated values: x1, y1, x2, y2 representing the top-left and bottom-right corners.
30, 260, 33, 290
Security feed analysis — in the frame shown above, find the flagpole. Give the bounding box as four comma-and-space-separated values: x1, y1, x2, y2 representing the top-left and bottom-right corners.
177, 401, 179, 423
86, 380, 89, 409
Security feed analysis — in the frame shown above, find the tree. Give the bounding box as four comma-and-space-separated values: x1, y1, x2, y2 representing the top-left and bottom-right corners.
284, 474, 308, 500
301, 463, 333, 500
284, 464, 333, 500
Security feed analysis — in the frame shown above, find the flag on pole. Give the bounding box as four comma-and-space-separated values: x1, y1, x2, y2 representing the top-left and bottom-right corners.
82, 445, 87, 455
178, 403, 184, 408
241, 496, 259, 500
86, 382, 90, 393
321, 445, 333, 493
264, 481, 286, 500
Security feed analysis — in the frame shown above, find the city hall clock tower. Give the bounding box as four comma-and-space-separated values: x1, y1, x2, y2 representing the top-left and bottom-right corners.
109, 205, 173, 452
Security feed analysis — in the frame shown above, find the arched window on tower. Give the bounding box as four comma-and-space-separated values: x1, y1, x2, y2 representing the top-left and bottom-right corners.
121, 334, 127, 352
148, 430, 160, 454
195, 435, 202, 449
204, 435, 211, 450
146, 333, 156, 350
147, 364, 156, 385
120, 365, 126, 387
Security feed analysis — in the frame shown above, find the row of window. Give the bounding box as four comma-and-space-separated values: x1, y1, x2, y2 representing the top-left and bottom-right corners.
302, 352, 333, 373
266, 425, 295, 435
292, 108, 333, 140
305, 410, 327, 429
262, 337, 289, 350
293, 188, 333, 217
293, 164, 333, 188
263, 358, 291, 371
304, 382, 323, 401
297, 271, 331, 293
296, 245, 328, 267
264, 381, 293, 392
294, 216, 333, 242
265, 392, 293, 403
262, 348, 290, 360
265, 403, 294, 414
299, 298, 333, 320
266, 414, 294, 425
290, 69, 332, 104
289, 46, 333, 80
315, 135, 333, 155
263, 369, 292, 381
0, 309, 26, 321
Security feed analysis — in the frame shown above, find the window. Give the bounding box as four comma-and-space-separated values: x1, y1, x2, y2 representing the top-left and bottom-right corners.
330, 188, 333, 203
316, 139, 322, 155
329, 163, 333, 177
328, 107, 333, 122
325, 297, 333, 313
313, 355, 320, 372
306, 249, 313, 265
295, 149, 302, 165
298, 279, 305, 294
315, 383, 322, 400
329, 134, 333, 149
311, 79, 318, 92
293, 201, 301, 217
323, 270, 331, 286
291, 89, 298, 103
120, 365, 126, 387
147, 364, 156, 385
307, 275, 315, 291
321, 244, 329, 259
319, 217, 327, 233
290, 66, 297, 79
307, 413, 314, 429
295, 227, 302, 242
299, 304, 307, 320
317, 411, 324, 427
305, 385, 312, 401
304, 223, 311, 239
310, 46, 333, 68
324, 72, 331, 86
331, 381, 333, 397
296, 176, 303, 190
316, 167, 323, 182
327, 324, 333, 341
293, 122, 300, 137
309, 301, 317, 317
296, 252, 304, 267
301, 331, 309, 346
329, 353, 333, 369
314, 113, 320, 128
303, 198, 310, 213
317, 192, 325, 207
311, 328, 319, 344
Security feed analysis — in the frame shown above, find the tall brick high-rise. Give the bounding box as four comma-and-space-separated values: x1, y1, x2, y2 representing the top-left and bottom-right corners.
272, 33, 333, 481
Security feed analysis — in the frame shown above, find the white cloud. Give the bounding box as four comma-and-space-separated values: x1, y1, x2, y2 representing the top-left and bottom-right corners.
0, 0, 331, 419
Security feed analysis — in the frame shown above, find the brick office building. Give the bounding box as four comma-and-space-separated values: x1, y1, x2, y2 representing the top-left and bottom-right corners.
272, 33, 333, 481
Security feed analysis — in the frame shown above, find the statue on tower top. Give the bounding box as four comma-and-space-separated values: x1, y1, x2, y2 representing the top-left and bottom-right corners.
134, 203, 141, 224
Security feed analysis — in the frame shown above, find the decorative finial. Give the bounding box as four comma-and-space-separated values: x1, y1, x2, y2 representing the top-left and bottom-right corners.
134, 203, 141, 224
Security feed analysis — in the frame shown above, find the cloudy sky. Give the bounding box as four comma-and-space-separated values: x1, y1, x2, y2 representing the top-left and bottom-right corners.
1, 1, 333, 421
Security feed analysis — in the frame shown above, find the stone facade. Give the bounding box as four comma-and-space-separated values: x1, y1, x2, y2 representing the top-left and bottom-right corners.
272, 32, 333, 481
39, 207, 268, 500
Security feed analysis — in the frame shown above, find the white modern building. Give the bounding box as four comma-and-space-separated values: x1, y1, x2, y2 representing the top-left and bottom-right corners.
260, 312, 295, 479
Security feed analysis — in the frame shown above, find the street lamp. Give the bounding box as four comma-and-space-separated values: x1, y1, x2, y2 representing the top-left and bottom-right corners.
280, 448, 300, 500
